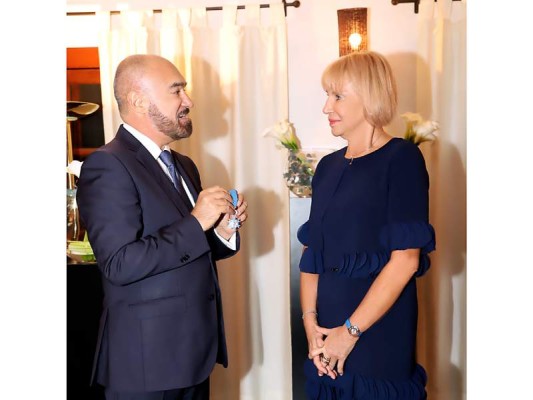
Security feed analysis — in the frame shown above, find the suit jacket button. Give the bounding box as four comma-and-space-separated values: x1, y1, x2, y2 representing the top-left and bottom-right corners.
332, 267, 339, 272
208, 294, 215, 301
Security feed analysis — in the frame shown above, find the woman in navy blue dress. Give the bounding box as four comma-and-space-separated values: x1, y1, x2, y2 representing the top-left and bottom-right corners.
298, 51, 435, 399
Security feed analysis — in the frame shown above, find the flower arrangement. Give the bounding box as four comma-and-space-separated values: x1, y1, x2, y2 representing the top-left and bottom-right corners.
400, 112, 439, 145
263, 119, 315, 197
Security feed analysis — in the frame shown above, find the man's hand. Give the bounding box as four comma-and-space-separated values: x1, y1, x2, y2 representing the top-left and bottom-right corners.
191, 186, 234, 231
215, 191, 248, 239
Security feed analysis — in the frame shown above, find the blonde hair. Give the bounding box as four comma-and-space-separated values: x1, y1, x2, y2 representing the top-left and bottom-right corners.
321, 51, 398, 128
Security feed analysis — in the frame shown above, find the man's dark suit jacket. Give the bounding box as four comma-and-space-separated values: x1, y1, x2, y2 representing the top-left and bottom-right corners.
76, 125, 239, 392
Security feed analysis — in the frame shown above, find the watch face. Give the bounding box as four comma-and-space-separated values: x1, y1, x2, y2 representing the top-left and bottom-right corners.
349, 326, 360, 337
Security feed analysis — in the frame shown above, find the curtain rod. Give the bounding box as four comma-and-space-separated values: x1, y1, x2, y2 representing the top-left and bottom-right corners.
392, 0, 461, 14
67, 0, 301, 18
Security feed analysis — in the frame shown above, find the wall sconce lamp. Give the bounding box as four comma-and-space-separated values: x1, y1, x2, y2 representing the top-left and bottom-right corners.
338, 8, 368, 56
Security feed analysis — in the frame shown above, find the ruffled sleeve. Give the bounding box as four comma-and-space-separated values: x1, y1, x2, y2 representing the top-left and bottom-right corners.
380, 221, 435, 277
297, 221, 325, 274
296, 221, 309, 246
384, 141, 436, 276
299, 246, 325, 274
386, 221, 435, 254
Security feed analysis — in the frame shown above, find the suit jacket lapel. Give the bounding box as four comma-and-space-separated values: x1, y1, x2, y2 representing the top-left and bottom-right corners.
174, 158, 199, 203
115, 126, 191, 216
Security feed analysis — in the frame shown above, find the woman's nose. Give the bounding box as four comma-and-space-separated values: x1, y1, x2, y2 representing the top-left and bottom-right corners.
322, 98, 332, 114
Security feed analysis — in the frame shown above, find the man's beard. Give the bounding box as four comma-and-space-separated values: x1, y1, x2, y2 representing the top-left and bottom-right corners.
148, 103, 192, 141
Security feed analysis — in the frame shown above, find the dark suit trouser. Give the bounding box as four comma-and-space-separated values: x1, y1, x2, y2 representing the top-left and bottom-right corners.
104, 378, 209, 400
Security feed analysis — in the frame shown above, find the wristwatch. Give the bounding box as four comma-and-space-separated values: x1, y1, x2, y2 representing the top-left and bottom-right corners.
345, 318, 362, 338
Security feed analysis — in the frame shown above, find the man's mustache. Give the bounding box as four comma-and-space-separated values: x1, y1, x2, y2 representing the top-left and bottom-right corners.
178, 108, 190, 118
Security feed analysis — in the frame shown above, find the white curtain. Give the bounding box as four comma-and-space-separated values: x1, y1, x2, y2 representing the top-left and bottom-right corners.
97, 4, 292, 400
415, 1, 467, 399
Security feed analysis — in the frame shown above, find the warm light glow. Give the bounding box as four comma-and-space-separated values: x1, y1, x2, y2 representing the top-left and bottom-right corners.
349, 32, 362, 50
338, 8, 367, 55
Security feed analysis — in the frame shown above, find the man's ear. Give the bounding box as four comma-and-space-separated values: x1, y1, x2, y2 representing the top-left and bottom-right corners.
128, 90, 149, 114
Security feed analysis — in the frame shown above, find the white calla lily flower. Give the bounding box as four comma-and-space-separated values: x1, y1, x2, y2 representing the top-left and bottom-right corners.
401, 112, 439, 146
413, 120, 439, 143
263, 119, 299, 151
400, 112, 423, 125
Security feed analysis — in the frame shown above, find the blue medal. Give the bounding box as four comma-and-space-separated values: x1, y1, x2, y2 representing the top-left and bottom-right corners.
228, 189, 241, 229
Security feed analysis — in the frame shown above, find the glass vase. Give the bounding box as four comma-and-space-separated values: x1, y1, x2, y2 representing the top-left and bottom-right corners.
67, 188, 80, 242
288, 184, 312, 198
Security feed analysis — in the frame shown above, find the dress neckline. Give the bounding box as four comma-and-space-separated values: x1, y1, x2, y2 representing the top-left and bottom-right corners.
343, 137, 399, 163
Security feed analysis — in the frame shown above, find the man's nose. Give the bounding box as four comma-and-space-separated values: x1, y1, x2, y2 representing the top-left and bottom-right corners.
181, 92, 194, 108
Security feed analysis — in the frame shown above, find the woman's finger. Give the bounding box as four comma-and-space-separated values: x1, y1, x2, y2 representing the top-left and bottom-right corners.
337, 358, 346, 376
325, 364, 337, 379
309, 347, 324, 358
315, 325, 332, 336
313, 355, 328, 376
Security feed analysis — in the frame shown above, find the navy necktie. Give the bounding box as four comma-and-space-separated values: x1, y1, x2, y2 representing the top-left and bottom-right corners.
159, 150, 192, 209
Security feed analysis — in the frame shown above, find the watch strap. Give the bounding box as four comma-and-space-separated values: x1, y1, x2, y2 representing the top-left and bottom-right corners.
345, 318, 362, 337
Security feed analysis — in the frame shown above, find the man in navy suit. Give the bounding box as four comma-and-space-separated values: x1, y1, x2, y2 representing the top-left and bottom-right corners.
76, 54, 248, 400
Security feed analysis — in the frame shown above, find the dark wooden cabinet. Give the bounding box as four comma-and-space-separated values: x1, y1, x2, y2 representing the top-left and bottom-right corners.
67, 262, 105, 399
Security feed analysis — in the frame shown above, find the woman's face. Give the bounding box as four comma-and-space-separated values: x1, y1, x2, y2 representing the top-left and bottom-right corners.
322, 81, 369, 140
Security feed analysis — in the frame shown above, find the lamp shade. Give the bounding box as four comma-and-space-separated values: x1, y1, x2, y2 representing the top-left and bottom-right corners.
67, 101, 99, 120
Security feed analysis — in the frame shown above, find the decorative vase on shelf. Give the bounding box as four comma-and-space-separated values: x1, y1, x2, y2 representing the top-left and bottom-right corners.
67, 188, 80, 242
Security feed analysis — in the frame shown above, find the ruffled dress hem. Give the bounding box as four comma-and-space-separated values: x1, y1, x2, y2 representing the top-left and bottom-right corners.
304, 361, 427, 400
